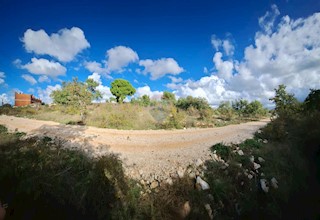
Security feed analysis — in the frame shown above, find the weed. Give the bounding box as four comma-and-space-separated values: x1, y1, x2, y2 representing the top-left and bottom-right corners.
211, 143, 232, 160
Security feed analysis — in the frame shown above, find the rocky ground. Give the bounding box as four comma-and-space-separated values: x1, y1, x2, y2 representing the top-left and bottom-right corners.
0, 115, 269, 190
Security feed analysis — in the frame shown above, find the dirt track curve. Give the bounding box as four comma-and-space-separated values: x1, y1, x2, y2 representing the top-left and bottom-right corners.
0, 115, 269, 180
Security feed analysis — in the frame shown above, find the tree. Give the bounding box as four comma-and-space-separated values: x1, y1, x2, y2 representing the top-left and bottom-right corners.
232, 99, 249, 117
51, 78, 101, 121
110, 79, 136, 103
269, 84, 300, 119
303, 89, 320, 112
161, 91, 176, 103
176, 96, 210, 111
245, 100, 267, 117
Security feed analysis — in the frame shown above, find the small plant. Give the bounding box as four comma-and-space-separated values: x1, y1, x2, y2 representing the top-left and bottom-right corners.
239, 138, 263, 150
0, 125, 8, 134
211, 143, 231, 160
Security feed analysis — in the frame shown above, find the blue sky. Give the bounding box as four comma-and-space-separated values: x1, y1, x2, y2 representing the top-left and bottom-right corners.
0, 0, 320, 106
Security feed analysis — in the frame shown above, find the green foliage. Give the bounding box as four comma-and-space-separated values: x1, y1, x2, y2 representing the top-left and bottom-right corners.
232, 99, 267, 117
50, 78, 101, 121
110, 79, 136, 103
211, 143, 231, 160
176, 96, 211, 111
269, 84, 301, 119
0, 133, 128, 219
160, 106, 186, 129
107, 113, 128, 129
161, 91, 176, 103
232, 99, 249, 115
245, 100, 268, 117
239, 138, 263, 150
303, 89, 320, 112
217, 101, 235, 120
131, 94, 153, 107
0, 124, 8, 134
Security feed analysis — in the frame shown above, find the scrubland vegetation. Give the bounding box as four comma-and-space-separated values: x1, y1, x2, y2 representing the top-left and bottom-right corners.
0, 85, 319, 219
0, 78, 268, 130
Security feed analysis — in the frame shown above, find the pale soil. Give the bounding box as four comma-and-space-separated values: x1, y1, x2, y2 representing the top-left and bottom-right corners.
0, 115, 269, 181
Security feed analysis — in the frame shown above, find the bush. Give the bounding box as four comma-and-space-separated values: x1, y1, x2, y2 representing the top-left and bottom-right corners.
211, 143, 231, 160
176, 96, 211, 111
0, 133, 127, 219
0, 124, 8, 134
160, 106, 186, 129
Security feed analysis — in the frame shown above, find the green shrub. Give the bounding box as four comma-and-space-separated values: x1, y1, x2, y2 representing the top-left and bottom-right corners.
211, 143, 231, 160
0, 124, 8, 134
239, 138, 263, 150
0, 134, 127, 219
176, 96, 211, 111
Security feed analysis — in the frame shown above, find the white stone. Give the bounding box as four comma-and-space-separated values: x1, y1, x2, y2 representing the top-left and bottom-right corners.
260, 179, 269, 193
196, 176, 210, 190
271, 177, 278, 189
247, 174, 253, 179
166, 178, 173, 185
253, 162, 261, 170
177, 169, 185, 178
258, 157, 265, 163
189, 172, 196, 179
250, 156, 255, 163
195, 158, 204, 167
204, 204, 214, 219
263, 139, 268, 144
237, 150, 244, 156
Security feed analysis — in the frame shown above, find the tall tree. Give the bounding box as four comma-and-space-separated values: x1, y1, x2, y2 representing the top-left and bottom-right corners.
269, 84, 300, 119
110, 79, 136, 103
51, 78, 101, 121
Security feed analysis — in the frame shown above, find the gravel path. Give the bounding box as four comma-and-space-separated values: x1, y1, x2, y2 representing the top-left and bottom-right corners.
0, 115, 269, 181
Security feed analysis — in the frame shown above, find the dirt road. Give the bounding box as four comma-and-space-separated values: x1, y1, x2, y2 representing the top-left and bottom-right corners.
0, 115, 269, 180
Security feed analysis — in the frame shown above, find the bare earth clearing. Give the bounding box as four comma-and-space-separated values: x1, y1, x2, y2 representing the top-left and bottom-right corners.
0, 115, 269, 182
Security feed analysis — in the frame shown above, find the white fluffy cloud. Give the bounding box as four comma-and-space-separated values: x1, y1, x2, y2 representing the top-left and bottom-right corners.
37, 84, 61, 104
88, 72, 112, 102
258, 4, 280, 34
84, 46, 138, 77
22, 58, 66, 78
0, 93, 9, 105
0, 72, 5, 85
213, 52, 234, 80
22, 27, 90, 62
84, 61, 107, 74
139, 58, 184, 80
135, 86, 163, 100
211, 35, 235, 56
21, 74, 37, 85
106, 46, 139, 72
172, 7, 320, 107
38, 75, 51, 83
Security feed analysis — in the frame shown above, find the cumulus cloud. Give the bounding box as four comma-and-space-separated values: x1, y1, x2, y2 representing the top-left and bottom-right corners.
172, 7, 320, 107
37, 84, 61, 104
84, 61, 107, 74
0, 93, 9, 105
139, 58, 184, 80
106, 46, 139, 72
22, 27, 90, 62
258, 4, 280, 34
211, 35, 235, 56
135, 86, 163, 100
21, 74, 37, 85
22, 58, 66, 78
38, 75, 51, 83
213, 52, 234, 80
88, 72, 112, 102
0, 72, 5, 85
